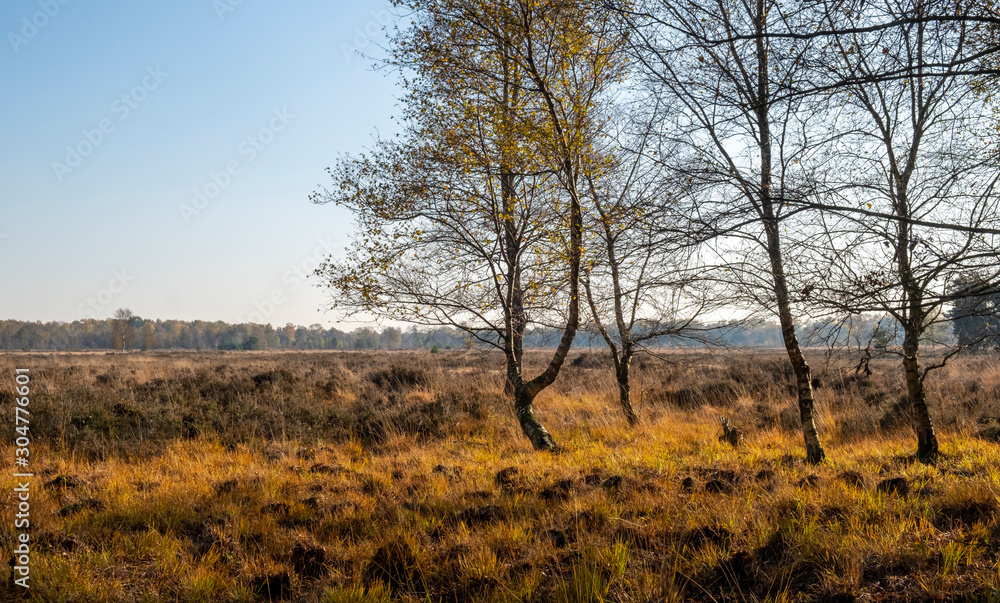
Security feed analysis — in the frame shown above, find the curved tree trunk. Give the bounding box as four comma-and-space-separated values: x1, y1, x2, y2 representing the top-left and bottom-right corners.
583, 268, 639, 427
501, 160, 582, 452
893, 168, 940, 463
514, 384, 557, 451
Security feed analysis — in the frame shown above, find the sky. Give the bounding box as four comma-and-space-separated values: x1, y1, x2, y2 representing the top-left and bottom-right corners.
0, 0, 399, 328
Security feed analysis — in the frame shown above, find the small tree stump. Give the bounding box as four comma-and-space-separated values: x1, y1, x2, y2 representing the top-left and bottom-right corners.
719, 417, 743, 447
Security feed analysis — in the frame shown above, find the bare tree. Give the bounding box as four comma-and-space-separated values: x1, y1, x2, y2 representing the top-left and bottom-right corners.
621, 0, 829, 462
581, 106, 720, 425
799, 0, 1000, 462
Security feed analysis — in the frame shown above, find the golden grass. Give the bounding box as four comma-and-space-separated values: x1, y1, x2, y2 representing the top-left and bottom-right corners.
0, 349, 999, 601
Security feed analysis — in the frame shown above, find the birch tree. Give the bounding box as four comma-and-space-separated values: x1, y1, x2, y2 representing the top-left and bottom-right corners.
803, 0, 1000, 462
582, 106, 719, 425
622, 0, 829, 462
314, 0, 626, 450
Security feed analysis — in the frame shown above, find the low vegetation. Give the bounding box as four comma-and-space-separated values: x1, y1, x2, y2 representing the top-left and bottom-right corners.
2, 349, 1000, 601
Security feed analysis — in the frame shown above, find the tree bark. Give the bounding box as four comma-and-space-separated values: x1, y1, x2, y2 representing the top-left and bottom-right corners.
893, 157, 939, 462
513, 383, 557, 450
764, 217, 826, 464
902, 328, 938, 462
615, 355, 638, 427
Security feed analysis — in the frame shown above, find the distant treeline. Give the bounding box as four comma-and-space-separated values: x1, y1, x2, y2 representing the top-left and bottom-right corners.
0, 317, 795, 352
1, 314, 968, 352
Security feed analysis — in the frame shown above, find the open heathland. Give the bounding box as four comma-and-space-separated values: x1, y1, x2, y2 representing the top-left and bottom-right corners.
2, 349, 1000, 602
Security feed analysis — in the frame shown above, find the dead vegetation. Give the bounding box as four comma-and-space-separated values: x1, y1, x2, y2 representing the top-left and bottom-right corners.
2, 349, 1000, 601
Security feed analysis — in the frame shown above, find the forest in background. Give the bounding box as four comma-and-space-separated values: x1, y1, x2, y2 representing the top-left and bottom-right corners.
0, 316, 783, 351
2, 307, 991, 352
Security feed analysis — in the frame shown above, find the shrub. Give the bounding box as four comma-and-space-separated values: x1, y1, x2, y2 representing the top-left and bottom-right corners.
370, 365, 429, 391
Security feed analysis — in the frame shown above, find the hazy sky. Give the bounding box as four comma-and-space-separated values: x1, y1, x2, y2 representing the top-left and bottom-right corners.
0, 1, 399, 328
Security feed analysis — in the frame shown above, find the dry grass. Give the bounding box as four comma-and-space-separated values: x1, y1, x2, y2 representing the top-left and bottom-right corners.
1, 349, 1000, 602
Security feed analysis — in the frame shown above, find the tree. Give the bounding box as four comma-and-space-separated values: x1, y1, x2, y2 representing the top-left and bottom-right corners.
380, 326, 403, 350
241, 335, 262, 351
623, 0, 828, 462
282, 323, 296, 348
140, 322, 156, 351
353, 327, 380, 349
581, 110, 719, 425
112, 308, 137, 353
948, 276, 1000, 350
802, 0, 1000, 462
314, 0, 626, 450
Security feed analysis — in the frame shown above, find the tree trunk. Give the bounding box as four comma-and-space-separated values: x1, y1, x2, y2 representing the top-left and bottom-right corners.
764, 220, 825, 463
794, 364, 825, 463
754, 0, 825, 464
501, 169, 524, 399
616, 355, 638, 426
508, 33, 586, 452
893, 171, 939, 463
903, 324, 939, 462
514, 384, 556, 451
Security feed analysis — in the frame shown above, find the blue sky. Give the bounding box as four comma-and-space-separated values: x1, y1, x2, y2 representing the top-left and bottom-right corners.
0, 0, 398, 328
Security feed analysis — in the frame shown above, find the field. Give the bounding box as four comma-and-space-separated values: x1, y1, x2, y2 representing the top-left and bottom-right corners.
2, 349, 1000, 602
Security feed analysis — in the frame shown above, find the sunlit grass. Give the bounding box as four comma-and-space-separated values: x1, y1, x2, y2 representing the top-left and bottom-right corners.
0, 350, 999, 600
